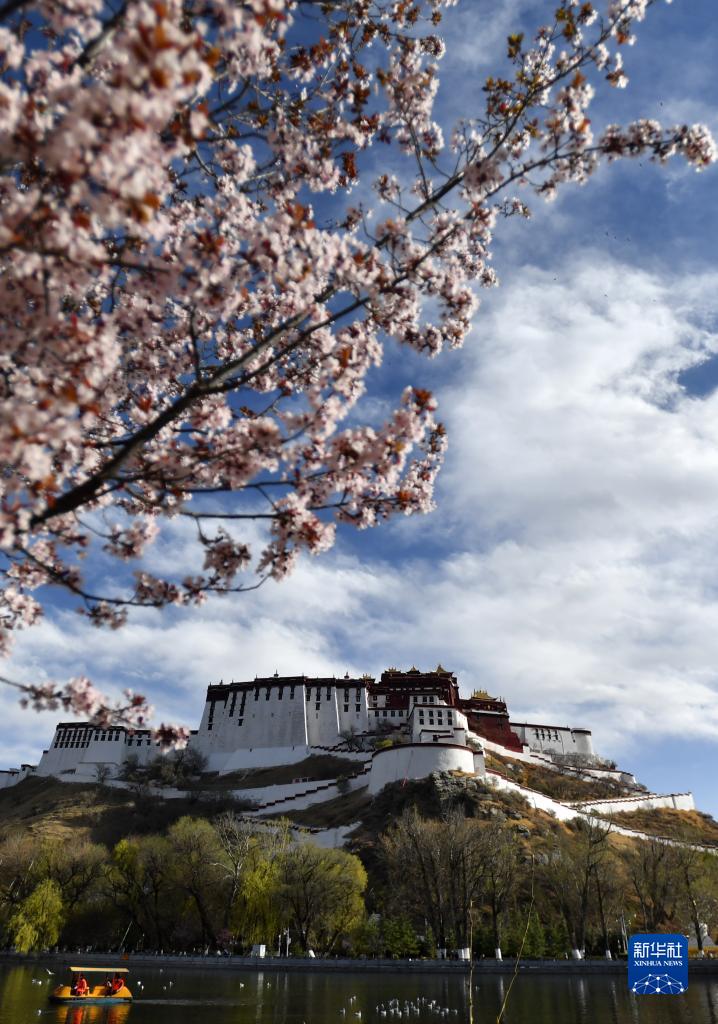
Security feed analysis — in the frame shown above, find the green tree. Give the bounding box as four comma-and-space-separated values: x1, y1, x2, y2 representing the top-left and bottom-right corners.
382, 916, 420, 958
167, 816, 226, 948
277, 844, 366, 954
352, 917, 382, 958
0, 833, 39, 920
108, 835, 176, 950
8, 879, 63, 952
521, 909, 546, 959
40, 839, 106, 904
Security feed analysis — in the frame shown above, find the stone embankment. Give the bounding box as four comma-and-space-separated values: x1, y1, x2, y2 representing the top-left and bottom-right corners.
2, 951, 717, 975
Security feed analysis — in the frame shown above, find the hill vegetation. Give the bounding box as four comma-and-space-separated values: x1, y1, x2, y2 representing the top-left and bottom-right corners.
1, 765, 717, 961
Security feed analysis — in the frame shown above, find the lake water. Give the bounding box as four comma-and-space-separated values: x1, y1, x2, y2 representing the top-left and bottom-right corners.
2, 963, 718, 1024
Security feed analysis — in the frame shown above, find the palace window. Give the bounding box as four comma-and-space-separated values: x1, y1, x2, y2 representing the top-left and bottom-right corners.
355, 704, 360, 712
326, 687, 331, 700
306, 690, 311, 701
266, 689, 271, 700
238, 718, 243, 727
344, 705, 349, 713
315, 702, 321, 711
278, 688, 283, 700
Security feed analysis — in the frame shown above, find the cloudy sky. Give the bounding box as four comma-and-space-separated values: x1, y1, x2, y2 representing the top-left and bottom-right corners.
3, 0, 718, 816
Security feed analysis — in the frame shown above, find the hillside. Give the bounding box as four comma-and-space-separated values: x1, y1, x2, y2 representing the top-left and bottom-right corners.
0, 776, 244, 848
601, 807, 718, 848
484, 751, 638, 803
2, 760, 717, 853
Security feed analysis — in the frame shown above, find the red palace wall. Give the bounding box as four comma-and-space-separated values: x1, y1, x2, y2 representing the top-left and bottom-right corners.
463, 710, 523, 752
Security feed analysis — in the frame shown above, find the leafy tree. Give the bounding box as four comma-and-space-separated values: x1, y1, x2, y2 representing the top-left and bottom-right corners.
109, 831, 200, 951
352, 917, 383, 959
521, 909, 546, 959
167, 816, 227, 948
1, 0, 714, 732
0, 833, 39, 917
277, 844, 366, 954
8, 879, 63, 953
40, 839, 106, 905
545, 919, 571, 959
382, 916, 420, 959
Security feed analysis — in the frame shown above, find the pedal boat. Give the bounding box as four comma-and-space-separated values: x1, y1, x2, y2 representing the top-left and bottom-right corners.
50, 967, 132, 1004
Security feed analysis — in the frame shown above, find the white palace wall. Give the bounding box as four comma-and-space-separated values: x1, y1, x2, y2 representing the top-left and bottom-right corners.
193, 679, 371, 770
37, 723, 160, 779
509, 723, 594, 758
368, 743, 476, 795
569, 792, 696, 814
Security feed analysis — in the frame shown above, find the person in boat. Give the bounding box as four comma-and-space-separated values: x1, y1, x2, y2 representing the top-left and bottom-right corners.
74, 975, 89, 997
111, 974, 124, 994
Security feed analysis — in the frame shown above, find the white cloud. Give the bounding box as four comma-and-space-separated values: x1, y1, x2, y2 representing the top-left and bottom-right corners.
5, 254, 718, 781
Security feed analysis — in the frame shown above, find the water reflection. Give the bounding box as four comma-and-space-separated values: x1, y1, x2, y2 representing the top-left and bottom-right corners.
54, 1005, 131, 1024
0, 962, 717, 1024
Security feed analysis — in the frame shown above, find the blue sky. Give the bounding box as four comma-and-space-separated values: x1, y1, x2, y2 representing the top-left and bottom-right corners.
2, 0, 718, 817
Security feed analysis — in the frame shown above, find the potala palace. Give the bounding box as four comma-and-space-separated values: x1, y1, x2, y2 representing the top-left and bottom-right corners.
0, 666, 695, 819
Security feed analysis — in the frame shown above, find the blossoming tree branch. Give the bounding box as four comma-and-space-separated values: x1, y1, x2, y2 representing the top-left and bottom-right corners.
0, 0, 714, 741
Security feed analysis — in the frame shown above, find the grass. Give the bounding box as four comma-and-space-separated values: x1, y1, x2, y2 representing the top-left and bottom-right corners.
600, 807, 718, 847
485, 751, 636, 803
197, 755, 361, 790
0, 776, 251, 849
283, 788, 373, 828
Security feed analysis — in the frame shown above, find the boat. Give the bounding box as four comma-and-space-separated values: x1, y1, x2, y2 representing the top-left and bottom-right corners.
49, 967, 132, 1004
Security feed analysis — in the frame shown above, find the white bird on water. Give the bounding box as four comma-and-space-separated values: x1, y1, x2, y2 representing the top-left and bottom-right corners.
45, 969, 54, 976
